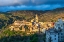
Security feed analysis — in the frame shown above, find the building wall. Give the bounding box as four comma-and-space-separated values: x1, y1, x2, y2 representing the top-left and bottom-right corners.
46, 19, 64, 42
54, 19, 64, 42
50, 33, 58, 42
46, 31, 50, 42
46, 31, 58, 42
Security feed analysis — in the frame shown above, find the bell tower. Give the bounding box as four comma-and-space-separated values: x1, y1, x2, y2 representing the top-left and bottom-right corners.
35, 14, 38, 22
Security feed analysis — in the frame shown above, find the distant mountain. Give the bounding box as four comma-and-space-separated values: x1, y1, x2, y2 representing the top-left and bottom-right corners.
8, 7, 64, 22
0, 7, 64, 29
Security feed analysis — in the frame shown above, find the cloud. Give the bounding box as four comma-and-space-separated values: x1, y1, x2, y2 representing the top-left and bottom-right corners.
0, 4, 64, 12
0, 0, 64, 12
0, 0, 29, 6
0, 0, 64, 6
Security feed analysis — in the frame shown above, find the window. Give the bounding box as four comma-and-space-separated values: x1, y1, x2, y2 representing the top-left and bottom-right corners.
58, 36, 59, 38
58, 33, 59, 35
63, 23, 64, 25
61, 33, 63, 35
58, 24, 60, 26
55, 38, 56, 40
58, 27, 61, 29
61, 36, 63, 38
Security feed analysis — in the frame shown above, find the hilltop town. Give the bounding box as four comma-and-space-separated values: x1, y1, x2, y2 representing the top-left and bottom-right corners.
9, 14, 54, 33
9, 14, 64, 42
0, 9, 64, 42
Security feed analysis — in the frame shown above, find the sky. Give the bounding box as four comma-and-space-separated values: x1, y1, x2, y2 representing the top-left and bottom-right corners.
0, 0, 64, 12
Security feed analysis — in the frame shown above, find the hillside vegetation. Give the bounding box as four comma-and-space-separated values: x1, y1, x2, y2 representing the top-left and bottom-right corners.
0, 8, 64, 29
0, 8, 64, 42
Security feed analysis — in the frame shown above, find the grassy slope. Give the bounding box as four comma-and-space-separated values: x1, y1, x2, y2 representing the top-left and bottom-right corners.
0, 8, 64, 42
0, 8, 64, 29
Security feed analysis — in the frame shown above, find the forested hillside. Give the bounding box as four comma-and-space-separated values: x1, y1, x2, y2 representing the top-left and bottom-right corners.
0, 8, 64, 29
0, 8, 64, 42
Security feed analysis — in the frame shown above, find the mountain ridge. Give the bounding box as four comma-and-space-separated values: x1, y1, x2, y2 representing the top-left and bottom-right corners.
0, 7, 64, 28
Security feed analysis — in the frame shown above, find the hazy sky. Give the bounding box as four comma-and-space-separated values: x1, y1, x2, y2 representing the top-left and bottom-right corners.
0, 0, 64, 12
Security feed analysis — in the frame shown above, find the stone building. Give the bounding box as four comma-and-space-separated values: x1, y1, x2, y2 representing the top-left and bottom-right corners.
9, 14, 54, 33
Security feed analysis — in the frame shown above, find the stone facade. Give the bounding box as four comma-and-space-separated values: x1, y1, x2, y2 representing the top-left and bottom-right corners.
9, 14, 54, 33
